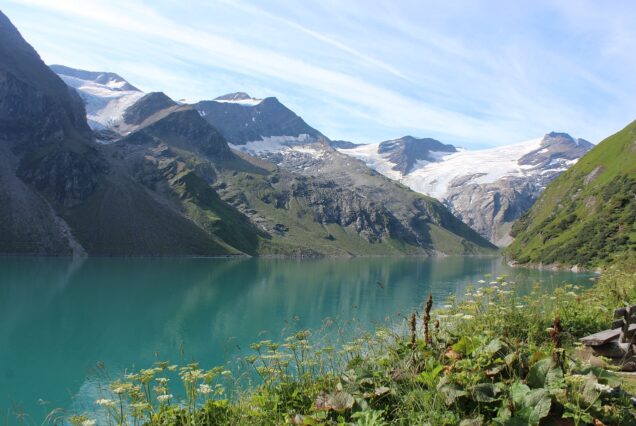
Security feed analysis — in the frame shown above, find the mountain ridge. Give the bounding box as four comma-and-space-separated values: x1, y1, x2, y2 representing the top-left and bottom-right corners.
338, 133, 593, 245
0, 47, 495, 256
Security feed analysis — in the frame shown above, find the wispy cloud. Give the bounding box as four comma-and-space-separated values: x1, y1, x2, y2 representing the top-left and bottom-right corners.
4, 0, 636, 146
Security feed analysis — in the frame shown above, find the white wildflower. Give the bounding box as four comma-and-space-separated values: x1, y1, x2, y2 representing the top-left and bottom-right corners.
81, 420, 96, 426
515, 305, 525, 309
157, 394, 172, 403
96, 398, 116, 408
594, 383, 613, 393
198, 383, 212, 394
463, 314, 474, 320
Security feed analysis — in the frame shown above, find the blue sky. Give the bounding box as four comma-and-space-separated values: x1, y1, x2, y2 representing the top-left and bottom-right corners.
4, 0, 636, 148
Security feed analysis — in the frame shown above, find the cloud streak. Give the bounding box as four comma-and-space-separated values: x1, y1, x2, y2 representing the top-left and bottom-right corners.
4, 0, 636, 146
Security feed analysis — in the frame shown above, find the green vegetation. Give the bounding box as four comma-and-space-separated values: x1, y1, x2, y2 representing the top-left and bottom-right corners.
507, 120, 636, 267
57, 259, 636, 425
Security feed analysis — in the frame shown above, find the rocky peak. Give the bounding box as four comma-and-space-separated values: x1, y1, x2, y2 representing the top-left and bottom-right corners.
378, 136, 457, 174
214, 92, 254, 101
195, 95, 325, 145
518, 132, 594, 168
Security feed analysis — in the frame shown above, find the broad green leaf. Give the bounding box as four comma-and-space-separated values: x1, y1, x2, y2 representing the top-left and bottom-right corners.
510, 381, 530, 406
527, 358, 563, 388
473, 383, 499, 403
437, 379, 467, 405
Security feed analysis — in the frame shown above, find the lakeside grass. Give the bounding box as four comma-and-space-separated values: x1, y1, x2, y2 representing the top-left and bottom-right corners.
53, 259, 636, 425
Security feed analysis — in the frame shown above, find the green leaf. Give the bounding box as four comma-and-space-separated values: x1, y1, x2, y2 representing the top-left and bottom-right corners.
437, 378, 467, 405
527, 358, 562, 388
527, 392, 551, 425
473, 383, 499, 403
452, 336, 479, 355
510, 381, 531, 406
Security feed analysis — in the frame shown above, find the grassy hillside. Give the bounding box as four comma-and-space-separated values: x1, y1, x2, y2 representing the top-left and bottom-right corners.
506, 120, 636, 267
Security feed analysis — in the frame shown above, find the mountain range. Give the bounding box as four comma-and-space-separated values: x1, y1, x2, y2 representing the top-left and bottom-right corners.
337, 134, 593, 245
0, 11, 495, 257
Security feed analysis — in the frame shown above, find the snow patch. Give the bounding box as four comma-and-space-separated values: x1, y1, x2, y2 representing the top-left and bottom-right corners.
58, 74, 144, 130
230, 134, 314, 155
213, 98, 263, 106
340, 137, 546, 200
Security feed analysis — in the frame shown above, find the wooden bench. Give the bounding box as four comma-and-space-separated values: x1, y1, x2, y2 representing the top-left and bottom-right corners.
580, 305, 636, 360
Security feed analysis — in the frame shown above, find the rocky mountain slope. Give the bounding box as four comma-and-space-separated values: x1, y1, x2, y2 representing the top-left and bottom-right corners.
46, 63, 495, 256
191, 93, 496, 255
506, 121, 636, 267
338, 133, 593, 246
195, 93, 325, 145
0, 11, 258, 256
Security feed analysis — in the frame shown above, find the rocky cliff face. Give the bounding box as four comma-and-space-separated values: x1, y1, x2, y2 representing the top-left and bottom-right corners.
339, 133, 593, 246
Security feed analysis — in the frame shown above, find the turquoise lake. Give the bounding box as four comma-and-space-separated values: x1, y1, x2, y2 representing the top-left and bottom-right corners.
0, 256, 594, 421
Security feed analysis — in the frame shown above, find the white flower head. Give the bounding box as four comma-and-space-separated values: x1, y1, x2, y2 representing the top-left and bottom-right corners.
198, 383, 212, 394
594, 383, 613, 393
157, 394, 173, 403
96, 398, 116, 408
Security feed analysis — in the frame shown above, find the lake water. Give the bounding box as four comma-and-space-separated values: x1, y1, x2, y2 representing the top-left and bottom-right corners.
0, 256, 594, 421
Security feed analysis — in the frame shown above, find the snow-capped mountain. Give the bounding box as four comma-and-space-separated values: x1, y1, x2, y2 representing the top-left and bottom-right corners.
45, 63, 494, 255
50, 65, 145, 130
339, 133, 593, 246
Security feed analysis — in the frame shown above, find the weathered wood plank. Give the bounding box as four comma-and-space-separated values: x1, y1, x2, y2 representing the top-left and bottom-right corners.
582, 324, 636, 346
581, 328, 621, 345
